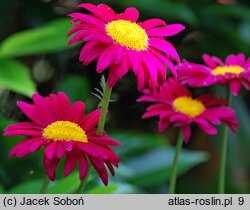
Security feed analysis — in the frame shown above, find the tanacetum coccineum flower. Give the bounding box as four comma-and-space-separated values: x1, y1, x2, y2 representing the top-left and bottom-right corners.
68, 3, 185, 91
137, 79, 238, 143
177, 53, 250, 96
3, 92, 121, 185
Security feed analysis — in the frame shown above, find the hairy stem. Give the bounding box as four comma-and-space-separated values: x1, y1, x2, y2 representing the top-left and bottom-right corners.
77, 82, 112, 193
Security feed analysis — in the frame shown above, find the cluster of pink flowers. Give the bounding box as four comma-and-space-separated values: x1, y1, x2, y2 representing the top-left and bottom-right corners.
3, 3, 250, 188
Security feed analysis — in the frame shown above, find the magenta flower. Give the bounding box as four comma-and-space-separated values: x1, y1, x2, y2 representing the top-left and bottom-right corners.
68, 3, 185, 91
137, 79, 238, 143
177, 53, 250, 96
3, 92, 121, 185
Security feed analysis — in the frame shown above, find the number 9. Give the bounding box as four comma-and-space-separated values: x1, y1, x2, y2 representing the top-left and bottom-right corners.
238, 197, 244, 205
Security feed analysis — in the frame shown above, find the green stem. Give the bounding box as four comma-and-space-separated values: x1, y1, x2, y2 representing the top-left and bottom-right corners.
77, 169, 91, 194
169, 131, 183, 194
97, 83, 112, 136
39, 177, 51, 194
77, 82, 112, 193
218, 88, 232, 194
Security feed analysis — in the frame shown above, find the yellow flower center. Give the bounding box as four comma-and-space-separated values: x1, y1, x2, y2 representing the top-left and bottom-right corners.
106, 20, 148, 51
211, 65, 244, 76
43, 121, 88, 143
173, 96, 205, 117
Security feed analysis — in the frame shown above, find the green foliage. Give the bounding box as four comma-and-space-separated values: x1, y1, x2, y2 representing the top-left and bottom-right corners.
111, 131, 208, 189
87, 183, 138, 194
47, 172, 81, 194
8, 180, 42, 194
0, 59, 36, 97
0, 18, 72, 58
124, 148, 208, 187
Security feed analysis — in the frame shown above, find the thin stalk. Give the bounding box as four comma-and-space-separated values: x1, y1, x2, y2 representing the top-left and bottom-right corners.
218, 88, 232, 194
77, 82, 112, 193
77, 169, 91, 194
169, 131, 183, 194
39, 177, 51, 194
97, 84, 112, 136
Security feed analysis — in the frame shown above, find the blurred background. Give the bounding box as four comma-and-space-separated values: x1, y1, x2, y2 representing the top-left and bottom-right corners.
0, 0, 250, 194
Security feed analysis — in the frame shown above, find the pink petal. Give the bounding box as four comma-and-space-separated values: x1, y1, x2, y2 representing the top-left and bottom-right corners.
158, 118, 170, 132
140, 18, 166, 30
129, 50, 141, 74
89, 157, 108, 186
195, 118, 217, 135
122, 7, 139, 22
149, 38, 180, 63
70, 101, 85, 123
203, 54, 218, 68
44, 156, 60, 181
10, 138, 47, 157
56, 142, 66, 158
80, 109, 101, 131
108, 55, 131, 88
96, 44, 118, 73
78, 3, 100, 16
105, 160, 115, 176
64, 152, 78, 177
44, 142, 58, 160
4, 122, 42, 132
63, 141, 75, 152
32, 94, 57, 123
226, 54, 237, 65
88, 136, 122, 146
17, 101, 47, 126
229, 79, 241, 96
79, 154, 89, 180
182, 125, 191, 144
4, 129, 42, 136
67, 24, 85, 36
57, 92, 71, 120
80, 42, 109, 65
147, 24, 185, 37
68, 13, 105, 26
97, 4, 117, 22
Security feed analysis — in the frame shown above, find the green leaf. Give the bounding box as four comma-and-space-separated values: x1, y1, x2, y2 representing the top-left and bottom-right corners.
47, 172, 81, 194
56, 75, 90, 102
110, 131, 167, 158
125, 147, 209, 187
0, 185, 5, 193
0, 59, 36, 97
0, 18, 72, 58
87, 183, 138, 194
8, 180, 42, 194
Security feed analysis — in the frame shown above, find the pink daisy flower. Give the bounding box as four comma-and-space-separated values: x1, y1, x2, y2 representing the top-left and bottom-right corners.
68, 3, 185, 91
3, 92, 121, 185
137, 79, 238, 143
177, 53, 250, 96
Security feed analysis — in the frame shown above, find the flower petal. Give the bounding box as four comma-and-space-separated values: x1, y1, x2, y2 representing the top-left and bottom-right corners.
122, 7, 139, 22
140, 18, 166, 30
79, 154, 89, 180
229, 79, 241, 96
147, 24, 185, 37
64, 152, 78, 177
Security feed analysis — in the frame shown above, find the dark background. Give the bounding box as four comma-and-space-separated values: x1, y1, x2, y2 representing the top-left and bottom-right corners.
0, 0, 249, 193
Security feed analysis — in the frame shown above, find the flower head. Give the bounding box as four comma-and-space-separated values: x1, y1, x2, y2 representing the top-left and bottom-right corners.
3, 92, 121, 185
137, 79, 238, 143
68, 3, 185, 91
177, 53, 250, 96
